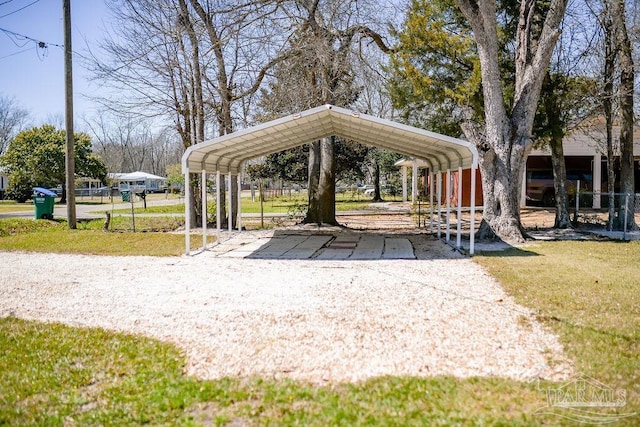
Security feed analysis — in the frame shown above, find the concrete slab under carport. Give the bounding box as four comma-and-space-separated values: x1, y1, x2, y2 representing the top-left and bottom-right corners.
216, 230, 418, 260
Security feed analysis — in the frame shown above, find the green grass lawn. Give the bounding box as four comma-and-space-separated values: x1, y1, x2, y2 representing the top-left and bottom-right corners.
0, 218, 199, 256
0, 232, 638, 425
0, 317, 552, 426
475, 240, 640, 425
106, 193, 379, 215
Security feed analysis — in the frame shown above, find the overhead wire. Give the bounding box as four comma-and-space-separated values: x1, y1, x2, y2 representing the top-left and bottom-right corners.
0, 25, 61, 60
0, 45, 31, 59
0, 26, 63, 49
0, 0, 40, 19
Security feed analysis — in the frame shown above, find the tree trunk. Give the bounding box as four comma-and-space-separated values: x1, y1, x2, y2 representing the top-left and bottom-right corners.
304, 140, 321, 224
372, 160, 383, 202
542, 72, 572, 229
231, 174, 238, 229
603, 9, 616, 230
612, 0, 637, 231
318, 136, 338, 224
549, 135, 572, 228
476, 142, 528, 242
219, 180, 227, 227
456, 0, 568, 243
187, 173, 202, 227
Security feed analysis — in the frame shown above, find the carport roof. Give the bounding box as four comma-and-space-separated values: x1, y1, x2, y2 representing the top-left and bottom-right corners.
182, 104, 478, 174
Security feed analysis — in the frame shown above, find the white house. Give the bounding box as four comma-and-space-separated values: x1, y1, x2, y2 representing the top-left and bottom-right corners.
108, 171, 167, 193
524, 120, 640, 208
0, 168, 8, 197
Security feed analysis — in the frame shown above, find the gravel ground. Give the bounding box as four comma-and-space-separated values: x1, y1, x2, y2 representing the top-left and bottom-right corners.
0, 234, 572, 384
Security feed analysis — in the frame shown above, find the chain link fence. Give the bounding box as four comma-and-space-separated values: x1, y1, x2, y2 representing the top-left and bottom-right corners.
574, 191, 640, 236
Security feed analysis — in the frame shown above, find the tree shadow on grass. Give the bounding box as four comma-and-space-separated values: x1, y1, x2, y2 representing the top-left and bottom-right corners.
474, 246, 540, 257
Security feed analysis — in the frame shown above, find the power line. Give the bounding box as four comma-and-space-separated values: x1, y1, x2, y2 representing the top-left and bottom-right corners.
0, 45, 31, 59
0, 0, 40, 19
0, 25, 92, 63
0, 25, 63, 48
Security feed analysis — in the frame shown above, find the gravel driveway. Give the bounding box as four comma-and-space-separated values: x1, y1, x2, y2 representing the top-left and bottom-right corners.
0, 233, 571, 383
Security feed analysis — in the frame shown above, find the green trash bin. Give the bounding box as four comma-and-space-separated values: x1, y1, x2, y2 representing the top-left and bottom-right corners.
33, 187, 57, 220
121, 189, 131, 202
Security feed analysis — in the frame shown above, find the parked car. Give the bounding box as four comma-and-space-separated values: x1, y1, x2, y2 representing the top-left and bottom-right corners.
526, 170, 592, 206
48, 185, 63, 196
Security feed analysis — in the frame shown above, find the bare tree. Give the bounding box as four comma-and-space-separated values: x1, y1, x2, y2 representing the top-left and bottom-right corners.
0, 95, 29, 155
278, 0, 392, 224
91, 0, 289, 226
84, 112, 183, 175
455, 0, 569, 242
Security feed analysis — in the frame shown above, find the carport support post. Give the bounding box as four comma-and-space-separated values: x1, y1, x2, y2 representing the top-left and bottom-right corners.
237, 173, 242, 232
216, 171, 221, 242
436, 172, 442, 239
445, 169, 451, 242
429, 170, 434, 233
456, 167, 463, 249
227, 172, 232, 232
470, 166, 477, 255
201, 170, 207, 250
184, 168, 191, 255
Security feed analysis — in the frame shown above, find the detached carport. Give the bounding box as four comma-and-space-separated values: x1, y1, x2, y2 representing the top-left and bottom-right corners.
181, 104, 479, 255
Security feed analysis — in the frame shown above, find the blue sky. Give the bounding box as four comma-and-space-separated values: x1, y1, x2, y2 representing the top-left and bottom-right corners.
0, 0, 109, 124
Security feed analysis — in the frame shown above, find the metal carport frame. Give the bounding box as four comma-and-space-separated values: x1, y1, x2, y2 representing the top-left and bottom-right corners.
181, 104, 479, 255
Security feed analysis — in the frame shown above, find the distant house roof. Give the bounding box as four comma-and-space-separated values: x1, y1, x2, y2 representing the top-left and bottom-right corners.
530, 118, 640, 156
109, 171, 167, 181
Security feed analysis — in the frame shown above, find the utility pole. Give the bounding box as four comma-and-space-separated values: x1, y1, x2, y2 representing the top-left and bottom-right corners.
63, 0, 76, 228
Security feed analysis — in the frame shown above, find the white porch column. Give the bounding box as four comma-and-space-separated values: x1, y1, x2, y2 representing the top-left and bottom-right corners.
216, 171, 221, 242
429, 170, 434, 233
437, 171, 442, 239
412, 161, 418, 204
227, 172, 233, 232
456, 167, 463, 249
445, 169, 451, 242
237, 172, 243, 231
402, 166, 408, 202
593, 153, 602, 209
184, 167, 190, 255
201, 170, 207, 250
470, 166, 477, 255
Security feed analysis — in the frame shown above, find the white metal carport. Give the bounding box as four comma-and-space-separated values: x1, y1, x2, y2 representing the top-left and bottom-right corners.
181, 104, 479, 255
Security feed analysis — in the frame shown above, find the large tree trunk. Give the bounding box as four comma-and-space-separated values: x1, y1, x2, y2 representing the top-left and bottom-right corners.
475, 143, 528, 241
304, 140, 321, 224
318, 136, 338, 224
456, 0, 568, 243
305, 137, 338, 225
612, 0, 637, 231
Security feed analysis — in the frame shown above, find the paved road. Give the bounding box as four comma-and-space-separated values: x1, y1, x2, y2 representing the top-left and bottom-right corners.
0, 196, 187, 220
0, 197, 414, 221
